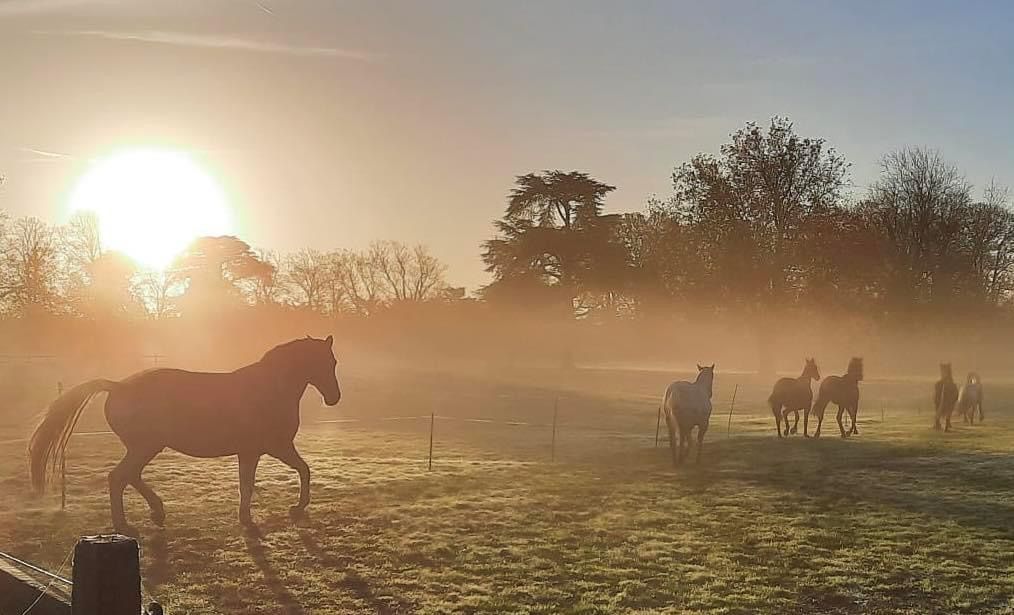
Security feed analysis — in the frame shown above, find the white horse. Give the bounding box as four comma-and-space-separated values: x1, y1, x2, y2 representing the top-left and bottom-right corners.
661, 364, 715, 466
957, 372, 984, 425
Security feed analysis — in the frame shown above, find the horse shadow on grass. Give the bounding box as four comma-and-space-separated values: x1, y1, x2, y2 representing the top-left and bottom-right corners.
596, 434, 1014, 537
242, 524, 307, 615
296, 526, 412, 615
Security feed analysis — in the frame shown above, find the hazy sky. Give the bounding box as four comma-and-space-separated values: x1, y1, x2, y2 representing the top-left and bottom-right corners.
2, 0, 1014, 290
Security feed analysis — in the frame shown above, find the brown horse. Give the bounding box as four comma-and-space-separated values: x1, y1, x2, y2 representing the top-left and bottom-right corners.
29, 336, 341, 533
933, 363, 959, 431
805, 357, 862, 438
768, 358, 820, 437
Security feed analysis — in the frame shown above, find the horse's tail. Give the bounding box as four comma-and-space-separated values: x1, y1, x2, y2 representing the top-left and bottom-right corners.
28, 379, 118, 493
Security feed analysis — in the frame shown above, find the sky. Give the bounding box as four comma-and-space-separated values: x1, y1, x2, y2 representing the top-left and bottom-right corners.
1, 0, 1014, 291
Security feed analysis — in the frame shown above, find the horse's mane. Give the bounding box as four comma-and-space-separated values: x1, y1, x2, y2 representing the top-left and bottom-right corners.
260, 338, 313, 365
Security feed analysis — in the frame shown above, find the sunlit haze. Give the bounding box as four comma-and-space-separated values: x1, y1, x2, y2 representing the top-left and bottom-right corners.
67, 148, 233, 269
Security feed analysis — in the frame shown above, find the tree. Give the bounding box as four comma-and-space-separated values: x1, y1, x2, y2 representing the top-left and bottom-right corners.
172, 236, 273, 315
0, 217, 63, 315
861, 148, 975, 314
671, 118, 849, 373
370, 241, 448, 302
243, 249, 286, 306
482, 171, 618, 312
62, 210, 103, 275
134, 269, 182, 319
285, 249, 329, 310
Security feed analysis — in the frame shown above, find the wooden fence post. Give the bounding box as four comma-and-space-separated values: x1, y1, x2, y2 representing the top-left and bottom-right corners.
71, 535, 140, 615
654, 406, 661, 448
59, 381, 66, 511
726, 384, 739, 438
551, 398, 558, 462
428, 412, 434, 471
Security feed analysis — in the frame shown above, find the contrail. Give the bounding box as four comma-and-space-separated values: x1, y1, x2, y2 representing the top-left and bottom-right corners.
253, 1, 273, 16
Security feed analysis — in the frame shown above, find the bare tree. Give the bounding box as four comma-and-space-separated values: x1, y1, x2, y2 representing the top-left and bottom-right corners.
242, 249, 287, 305
332, 250, 382, 315
370, 240, 448, 302
284, 249, 329, 311
134, 269, 182, 319
62, 210, 103, 275
0, 216, 63, 315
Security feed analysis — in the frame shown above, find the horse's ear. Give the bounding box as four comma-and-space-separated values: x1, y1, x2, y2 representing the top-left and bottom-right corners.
325, 335, 333, 347
697, 364, 703, 371
709, 364, 715, 370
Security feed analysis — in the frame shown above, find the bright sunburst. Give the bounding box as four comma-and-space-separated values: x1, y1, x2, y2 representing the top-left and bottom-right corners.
68, 148, 234, 269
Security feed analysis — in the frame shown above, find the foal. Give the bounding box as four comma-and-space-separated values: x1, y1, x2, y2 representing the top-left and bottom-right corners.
768, 358, 820, 437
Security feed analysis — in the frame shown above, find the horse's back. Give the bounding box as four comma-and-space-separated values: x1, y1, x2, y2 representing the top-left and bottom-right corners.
104, 366, 285, 458
664, 381, 712, 426
958, 383, 981, 406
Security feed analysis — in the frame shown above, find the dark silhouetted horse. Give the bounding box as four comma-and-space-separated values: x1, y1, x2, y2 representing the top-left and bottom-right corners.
661, 364, 714, 466
806, 357, 862, 438
933, 363, 959, 432
29, 336, 341, 533
768, 358, 820, 437
957, 372, 983, 425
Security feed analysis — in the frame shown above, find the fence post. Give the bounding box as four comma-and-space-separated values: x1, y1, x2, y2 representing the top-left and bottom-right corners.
654, 406, 661, 448
726, 384, 739, 438
551, 398, 558, 461
59, 381, 66, 510
71, 535, 140, 615
428, 412, 434, 471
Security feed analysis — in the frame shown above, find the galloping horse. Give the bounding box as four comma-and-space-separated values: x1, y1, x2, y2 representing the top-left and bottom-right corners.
933, 363, 959, 432
957, 372, 984, 425
29, 336, 341, 533
661, 364, 715, 466
805, 357, 862, 438
768, 358, 820, 437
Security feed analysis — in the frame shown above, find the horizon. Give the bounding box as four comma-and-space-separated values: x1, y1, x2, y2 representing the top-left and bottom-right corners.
3, 0, 1014, 291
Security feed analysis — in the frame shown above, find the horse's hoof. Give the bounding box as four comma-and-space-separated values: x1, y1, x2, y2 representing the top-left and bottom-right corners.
789, 427, 797, 435
115, 524, 139, 538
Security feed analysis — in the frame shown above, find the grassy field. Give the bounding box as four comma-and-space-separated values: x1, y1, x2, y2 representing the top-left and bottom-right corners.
1, 364, 1013, 614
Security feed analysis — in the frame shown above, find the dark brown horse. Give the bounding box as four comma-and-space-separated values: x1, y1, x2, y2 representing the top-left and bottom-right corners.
29, 336, 341, 533
805, 357, 862, 438
933, 363, 959, 431
768, 358, 820, 437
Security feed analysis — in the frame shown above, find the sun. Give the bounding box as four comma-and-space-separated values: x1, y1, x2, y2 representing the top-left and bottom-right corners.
68, 148, 234, 270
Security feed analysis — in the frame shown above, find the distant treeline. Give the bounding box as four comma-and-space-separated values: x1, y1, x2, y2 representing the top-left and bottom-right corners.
2, 116, 1013, 374
483, 117, 1014, 329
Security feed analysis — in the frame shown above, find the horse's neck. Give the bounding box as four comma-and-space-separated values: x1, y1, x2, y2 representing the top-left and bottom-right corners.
797, 367, 810, 382
251, 360, 309, 408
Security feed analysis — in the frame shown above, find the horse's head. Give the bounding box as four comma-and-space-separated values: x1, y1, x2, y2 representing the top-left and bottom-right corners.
307, 335, 341, 406
696, 363, 715, 396
848, 357, 864, 381
940, 363, 953, 381
805, 358, 820, 381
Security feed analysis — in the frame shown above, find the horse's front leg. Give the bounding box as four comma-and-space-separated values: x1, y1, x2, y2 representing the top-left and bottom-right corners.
238, 453, 261, 527
849, 403, 859, 435
836, 405, 848, 438
270, 443, 311, 517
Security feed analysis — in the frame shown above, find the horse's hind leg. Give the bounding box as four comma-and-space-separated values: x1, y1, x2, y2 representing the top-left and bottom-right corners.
129, 448, 165, 526
771, 402, 784, 438
664, 409, 680, 467
109, 448, 159, 534
788, 409, 800, 435
848, 404, 859, 435
269, 443, 311, 517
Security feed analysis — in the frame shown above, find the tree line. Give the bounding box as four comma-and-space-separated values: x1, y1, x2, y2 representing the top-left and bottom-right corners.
482, 117, 1014, 331
0, 207, 455, 321
3, 115, 1013, 340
